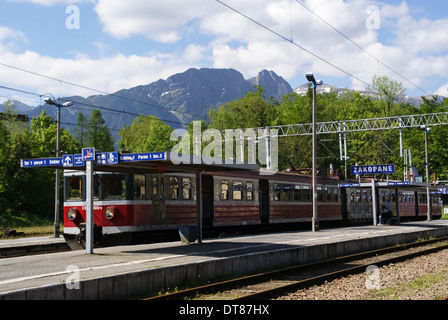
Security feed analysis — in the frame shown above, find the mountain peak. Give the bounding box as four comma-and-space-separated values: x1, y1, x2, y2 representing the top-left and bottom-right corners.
248, 69, 293, 99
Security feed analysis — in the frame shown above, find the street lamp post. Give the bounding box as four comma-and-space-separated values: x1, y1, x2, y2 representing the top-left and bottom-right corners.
420, 126, 432, 221
306, 73, 323, 232
44, 96, 73, 237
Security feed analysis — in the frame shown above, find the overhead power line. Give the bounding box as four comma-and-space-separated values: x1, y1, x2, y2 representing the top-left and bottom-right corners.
0, 62, 208, 121
294, 0, 429, 95
216, 0, 373, 89
216, 0, 429, 95
0, 84, 188, 127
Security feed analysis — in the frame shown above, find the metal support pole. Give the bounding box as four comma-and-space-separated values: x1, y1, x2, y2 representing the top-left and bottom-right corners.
85, 160, 94, 254
424, 130, 432, 221
54, 106, 61, 238
339, 122, 343, 161
371, 179, 377, 226
312, 85, 319, 232
196, 171, 203, 244
343, 122, 348, 179
399, 117, 403, 158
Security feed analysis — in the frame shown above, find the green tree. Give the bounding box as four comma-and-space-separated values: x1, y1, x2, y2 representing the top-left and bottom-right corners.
368, 74, 406, 116
31, 110, 78, 156
73, 112, 88, 149
85, 109, 114, 152
407, 96, 448, 181
118, 115, 175, 152
208, 86, 277, 129
0, 107, 79, 227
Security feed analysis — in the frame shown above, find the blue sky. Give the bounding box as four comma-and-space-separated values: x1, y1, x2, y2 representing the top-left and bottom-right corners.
1, 0, 448, 107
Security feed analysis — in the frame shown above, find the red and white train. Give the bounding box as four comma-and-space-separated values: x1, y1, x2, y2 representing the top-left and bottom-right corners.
63, 169, 442, 250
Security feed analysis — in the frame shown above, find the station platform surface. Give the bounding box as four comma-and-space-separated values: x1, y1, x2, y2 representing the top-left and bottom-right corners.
1, 220, 448, 300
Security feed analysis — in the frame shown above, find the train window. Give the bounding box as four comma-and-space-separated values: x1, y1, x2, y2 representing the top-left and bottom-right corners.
356, 189, 361, 202
182, 177, 192, 200
66, 176, 82, 200
168, 176, 179, 200
362, 190, 368, 203
274, 184, 280, 201
317, 187, 323, 201
152, 177, 158, 200
134, 175, 146, 200
292, 185, 301, 201
302, 186, 310, 202
246, 181, 254, 201
233, 180, 243, 200
94, 175, 100, 200
282, 185, 291, 201
103, 174, 126, 200
221, 180, 229, 200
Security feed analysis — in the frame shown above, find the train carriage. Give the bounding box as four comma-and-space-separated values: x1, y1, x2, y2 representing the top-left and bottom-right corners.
268, 181, 342, 223
63, 168, 443, 250
63, 170, 197, 249
212, 176, 261, 226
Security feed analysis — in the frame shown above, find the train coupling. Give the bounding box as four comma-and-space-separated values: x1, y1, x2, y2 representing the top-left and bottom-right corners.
63, 223, 102, 250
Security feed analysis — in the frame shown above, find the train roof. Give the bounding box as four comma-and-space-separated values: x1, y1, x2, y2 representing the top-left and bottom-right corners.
22, 151, 259, 174
203, 169, 343, 185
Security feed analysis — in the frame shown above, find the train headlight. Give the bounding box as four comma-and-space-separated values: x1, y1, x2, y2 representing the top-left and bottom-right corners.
67, 208, 77, 221
105, 207, 115, 220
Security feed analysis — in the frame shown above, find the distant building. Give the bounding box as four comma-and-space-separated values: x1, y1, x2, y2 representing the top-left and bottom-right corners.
0, 113, 29, 122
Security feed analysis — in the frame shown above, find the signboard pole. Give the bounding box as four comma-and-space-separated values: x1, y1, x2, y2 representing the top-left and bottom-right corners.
85, 160, 94, 254
83, 147, 96, 255
371, 179, 378, 226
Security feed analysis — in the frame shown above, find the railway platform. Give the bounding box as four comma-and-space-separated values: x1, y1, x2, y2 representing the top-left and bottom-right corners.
1, 220, 448, 300
0, 236, 69, 258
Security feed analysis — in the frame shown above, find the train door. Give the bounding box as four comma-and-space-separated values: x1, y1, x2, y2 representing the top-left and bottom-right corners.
151, 174, 165, 224
201, 174, 214, 227
259, 179, 270, 224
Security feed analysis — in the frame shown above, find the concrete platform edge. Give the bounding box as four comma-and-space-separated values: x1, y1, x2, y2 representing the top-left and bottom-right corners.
1, 226, 448, 300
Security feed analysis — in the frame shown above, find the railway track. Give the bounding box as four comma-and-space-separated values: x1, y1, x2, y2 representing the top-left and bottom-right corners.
144, 237, 448, 300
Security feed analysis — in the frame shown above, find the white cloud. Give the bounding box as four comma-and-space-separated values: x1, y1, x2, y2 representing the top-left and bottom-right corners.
7, 0, 90, 6
0, 26, 27, 45
94, 0, 217, 42
0, 42, 199, 99
2, 0, 448, 100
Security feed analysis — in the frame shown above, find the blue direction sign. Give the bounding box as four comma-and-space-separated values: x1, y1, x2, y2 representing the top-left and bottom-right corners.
22, 150, 166, 169
95, 152, 107, 165
21, 158, 62, 168
107, 152, 119, 165
82, 147, 95, 161
62, 154, 74, 167
351, 164, 395, 175
95, 152, 119, 165
338, 183, 361, 188
387, 181, 411, 186
74, 154, 84, 167
119, 152, 166, 162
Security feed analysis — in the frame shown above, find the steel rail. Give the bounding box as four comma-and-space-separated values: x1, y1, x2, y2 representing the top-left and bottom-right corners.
235, 241, 448, 300
143, 236, 448, 301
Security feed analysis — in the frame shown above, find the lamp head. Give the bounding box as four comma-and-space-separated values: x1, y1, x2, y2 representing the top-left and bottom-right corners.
44, 98, 55, 106
306, 73, 315, 83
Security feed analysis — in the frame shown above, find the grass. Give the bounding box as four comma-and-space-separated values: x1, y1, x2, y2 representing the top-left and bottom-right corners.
0, 224, 61, 239
365, 267, 448, 300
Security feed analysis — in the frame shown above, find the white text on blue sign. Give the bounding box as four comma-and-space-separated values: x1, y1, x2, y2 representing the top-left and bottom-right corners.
351, 165, 395, 175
